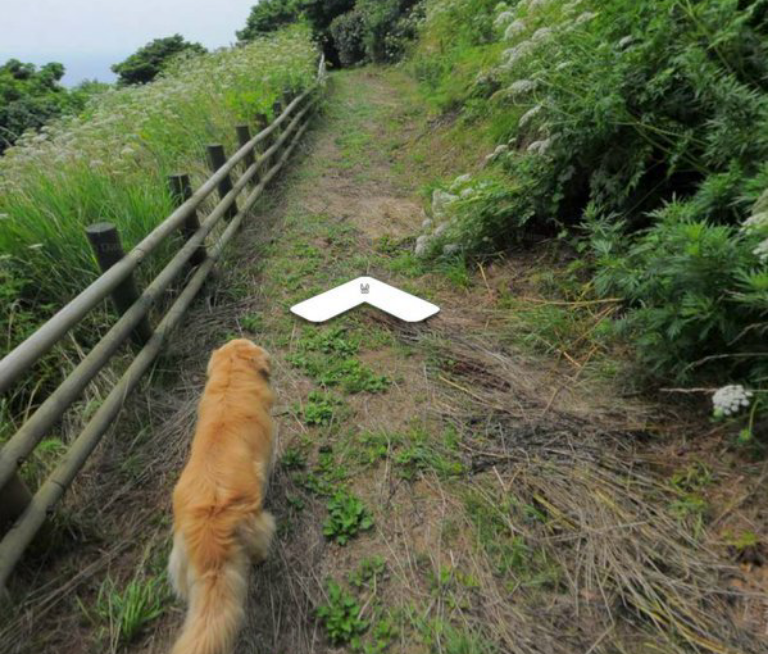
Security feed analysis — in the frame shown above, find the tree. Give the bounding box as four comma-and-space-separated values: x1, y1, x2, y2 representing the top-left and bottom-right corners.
236, 0, 301, 40
111, 35, 206, 86
0, 59, 77, 153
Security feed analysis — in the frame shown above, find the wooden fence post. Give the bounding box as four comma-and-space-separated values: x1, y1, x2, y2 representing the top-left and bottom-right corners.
85, 223, 153, 346
235, 126, 257, 189
168, 174, 207, 266
206, 145, 238, 220
272, 100, 283, 163
255, 113, 269, 177
0, 473, 32, 531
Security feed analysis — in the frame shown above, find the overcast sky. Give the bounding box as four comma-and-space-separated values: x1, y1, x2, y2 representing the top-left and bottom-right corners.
0, 0, 259, 85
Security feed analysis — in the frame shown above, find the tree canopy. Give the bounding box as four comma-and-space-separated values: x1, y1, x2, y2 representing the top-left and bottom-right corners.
111, 35, 206, 86
0, 59, 85, 153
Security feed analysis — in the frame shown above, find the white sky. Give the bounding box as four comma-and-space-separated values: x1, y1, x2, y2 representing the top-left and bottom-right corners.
0, 0, 260, 84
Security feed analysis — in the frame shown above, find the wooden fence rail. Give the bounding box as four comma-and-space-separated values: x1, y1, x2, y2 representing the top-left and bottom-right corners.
0, 57, 326, 589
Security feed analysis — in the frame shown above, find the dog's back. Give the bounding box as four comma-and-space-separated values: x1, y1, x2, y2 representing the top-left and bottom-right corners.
168, 339, 275, 654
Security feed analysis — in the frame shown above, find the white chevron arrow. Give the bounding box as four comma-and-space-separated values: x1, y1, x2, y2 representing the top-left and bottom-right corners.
290, 276, 439, 323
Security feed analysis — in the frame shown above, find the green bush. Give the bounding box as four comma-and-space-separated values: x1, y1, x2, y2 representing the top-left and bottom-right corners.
412, 0, 768, 384
239, 0, 424, 65
237, 0, 302, 39
0, 60, 99, 154
111, 35, 206, 86
330, 10, 368, 66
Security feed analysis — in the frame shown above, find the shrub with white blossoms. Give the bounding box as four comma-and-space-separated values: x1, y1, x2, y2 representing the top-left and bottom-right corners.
508, 79, 538, 97
504, 20, 527, 41
519, 104, 544, 128
495, 11, 515, 28
712, 385, 753, 417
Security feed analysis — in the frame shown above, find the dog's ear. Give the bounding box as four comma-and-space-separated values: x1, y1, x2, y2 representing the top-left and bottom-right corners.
253, 350, 271, 381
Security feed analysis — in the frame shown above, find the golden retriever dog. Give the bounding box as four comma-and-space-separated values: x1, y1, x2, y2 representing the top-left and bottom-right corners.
168, 339, 276, 654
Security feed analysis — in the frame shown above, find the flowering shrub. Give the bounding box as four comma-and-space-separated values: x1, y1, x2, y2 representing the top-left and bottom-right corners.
411, 0, 768, 386
0, 26, 316, 400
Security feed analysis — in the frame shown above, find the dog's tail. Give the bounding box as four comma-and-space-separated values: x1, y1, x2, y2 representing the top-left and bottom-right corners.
169, 546, 248, 654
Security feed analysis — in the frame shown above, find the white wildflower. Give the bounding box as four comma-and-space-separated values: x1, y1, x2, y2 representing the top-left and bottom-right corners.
532, 27, 553, 42
443, 243, 461, 256
509, 79, 538, 96
527, 138, 552, 154
460, 187, 475, 198
519, 104, 543, 127
422, 218, 433, 231
754, 237, 768, 262
753, 188, 768, 214
504, 20, 526, 41
741, 211, 768, 234
494, 11, 515, 28
618, 35, 635, 49
503, 40, 535, 66
575, 11, 597, 25
415, 234, 432, 257
450, 173, 472, 191
432, 189, 459, 219
712, 384, 753, 417
435, 222, 449, 237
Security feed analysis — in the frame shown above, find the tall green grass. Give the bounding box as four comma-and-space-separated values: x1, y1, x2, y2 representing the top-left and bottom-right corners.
0, 26, 316, 406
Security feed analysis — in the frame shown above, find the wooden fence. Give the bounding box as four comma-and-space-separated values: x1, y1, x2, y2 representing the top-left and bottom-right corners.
0, 57, 326, 589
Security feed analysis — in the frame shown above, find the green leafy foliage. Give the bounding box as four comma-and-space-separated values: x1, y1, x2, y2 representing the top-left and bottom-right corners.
348, 555, 387, 589
316, 579, 368, 645
323, 488, 375, 544
288, 326, 391, 393
237, 0, 302, 39
302, 391, 344, 425
239, 0, 423, 65
0, 59, 99, 154
111, 35, 206, 86
331, 10, 368, 66
413, 0, 768, 385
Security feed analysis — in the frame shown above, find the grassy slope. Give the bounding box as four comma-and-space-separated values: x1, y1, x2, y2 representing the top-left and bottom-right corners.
2, 68, 766, 654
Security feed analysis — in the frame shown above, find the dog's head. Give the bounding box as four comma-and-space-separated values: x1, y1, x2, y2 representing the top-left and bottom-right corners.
207, 338, 272, 381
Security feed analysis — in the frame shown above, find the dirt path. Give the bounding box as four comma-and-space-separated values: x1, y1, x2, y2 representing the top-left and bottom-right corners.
3, 68, 766, 654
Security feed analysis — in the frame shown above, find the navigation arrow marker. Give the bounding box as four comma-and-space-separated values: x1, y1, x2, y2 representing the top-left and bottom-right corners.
290, 276, 439, 323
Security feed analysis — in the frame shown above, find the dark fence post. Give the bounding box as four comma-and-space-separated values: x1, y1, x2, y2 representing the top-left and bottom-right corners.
272, 100, 283, 163
206, 144, 238, 220
85, 222, 153, 346
235, 126, 257, 189
168, 174, 206, 266
255, 113, 269, 179
0, 473, 32, 531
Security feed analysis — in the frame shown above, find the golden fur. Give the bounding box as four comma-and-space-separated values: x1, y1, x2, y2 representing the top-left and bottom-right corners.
168, 339, 276, 654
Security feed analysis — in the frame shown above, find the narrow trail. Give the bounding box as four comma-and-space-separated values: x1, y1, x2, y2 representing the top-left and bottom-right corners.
3, 68, 765, 654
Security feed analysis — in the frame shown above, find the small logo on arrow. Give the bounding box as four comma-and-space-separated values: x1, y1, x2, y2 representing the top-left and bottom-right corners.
291, 276, 439, 323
